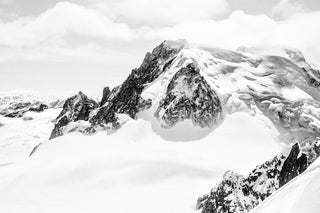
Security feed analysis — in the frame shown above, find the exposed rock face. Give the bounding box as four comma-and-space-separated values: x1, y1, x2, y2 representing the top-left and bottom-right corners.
197, 143, 315, 213
197, 171, 258, 213
100, 87, 111, 106
29, 103, 49, 112
49, 91, 98, 139
279, 143, 308, 187
89, 40, 185, 127
155, 63, 222, 128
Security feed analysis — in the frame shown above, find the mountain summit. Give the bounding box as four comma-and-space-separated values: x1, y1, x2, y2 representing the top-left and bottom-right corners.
51, 39, 320, 144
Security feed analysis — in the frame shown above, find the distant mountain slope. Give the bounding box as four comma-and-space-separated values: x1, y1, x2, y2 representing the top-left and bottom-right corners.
0, 93, 64, 118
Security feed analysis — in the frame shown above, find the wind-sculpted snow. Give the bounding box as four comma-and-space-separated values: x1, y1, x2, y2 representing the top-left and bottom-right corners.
254, 98, 320, 147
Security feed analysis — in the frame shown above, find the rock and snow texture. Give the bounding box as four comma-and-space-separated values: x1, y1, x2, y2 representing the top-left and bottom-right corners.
155, 63, 222, 128
196, 142, 318, 213
251, 149, 320, 213
0, 93, 63, 118
49, 91, 98, 139
1, 40, 320, 213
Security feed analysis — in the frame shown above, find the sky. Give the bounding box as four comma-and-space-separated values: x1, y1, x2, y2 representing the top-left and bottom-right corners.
1, 0, 320, 96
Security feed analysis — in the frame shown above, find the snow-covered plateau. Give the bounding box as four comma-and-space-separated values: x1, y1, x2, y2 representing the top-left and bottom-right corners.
0, 40, 320, 213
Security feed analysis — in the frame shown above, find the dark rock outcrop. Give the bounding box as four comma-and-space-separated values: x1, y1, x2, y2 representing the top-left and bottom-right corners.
279, 143, 308, 187
197, 142, 316, 213
100, 87, 111, 106
29, 103, 48, 112
49, 91, 98, 139
155, 63, 222, 128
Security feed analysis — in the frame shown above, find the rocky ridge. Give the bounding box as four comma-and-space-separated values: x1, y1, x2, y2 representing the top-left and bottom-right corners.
49, 40, 186, 138
49, 91, 99, 139
197, 142, 320, 213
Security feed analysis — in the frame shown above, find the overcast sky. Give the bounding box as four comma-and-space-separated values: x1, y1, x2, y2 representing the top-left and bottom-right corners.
1, 0, 320, 96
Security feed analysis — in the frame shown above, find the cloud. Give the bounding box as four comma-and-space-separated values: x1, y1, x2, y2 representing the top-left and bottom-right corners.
141, 10, 320, 64
0, 0, 12, 5
0, 1, 133, 48
271, 0, 306, 19
0, 1, 320, 66
90, 0, 229, 27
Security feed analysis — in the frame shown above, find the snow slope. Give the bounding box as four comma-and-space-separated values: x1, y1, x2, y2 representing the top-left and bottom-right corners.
251, 156, 320, 213
0, 111, 280, 213
0, 109, 60, 164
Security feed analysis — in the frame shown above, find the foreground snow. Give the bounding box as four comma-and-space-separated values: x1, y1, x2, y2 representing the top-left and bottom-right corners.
0, 112, 280, 213
0, 109, 60, 164
252, 157, 320, 213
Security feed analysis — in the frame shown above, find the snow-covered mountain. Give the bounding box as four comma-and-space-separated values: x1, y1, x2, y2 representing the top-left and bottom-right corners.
49, 39, 320, 142
0, 39, 320, 213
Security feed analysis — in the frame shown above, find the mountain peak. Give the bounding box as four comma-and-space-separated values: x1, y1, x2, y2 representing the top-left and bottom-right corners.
46, 40, 320, 144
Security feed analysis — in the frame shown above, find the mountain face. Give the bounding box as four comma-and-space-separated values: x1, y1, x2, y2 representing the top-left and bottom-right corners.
155, 63, 222, 128
41, 40, 320, 212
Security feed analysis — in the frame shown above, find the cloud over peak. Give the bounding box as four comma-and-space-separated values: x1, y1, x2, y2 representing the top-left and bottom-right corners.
0, 0, 320, 66
91, 0, 229, 27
